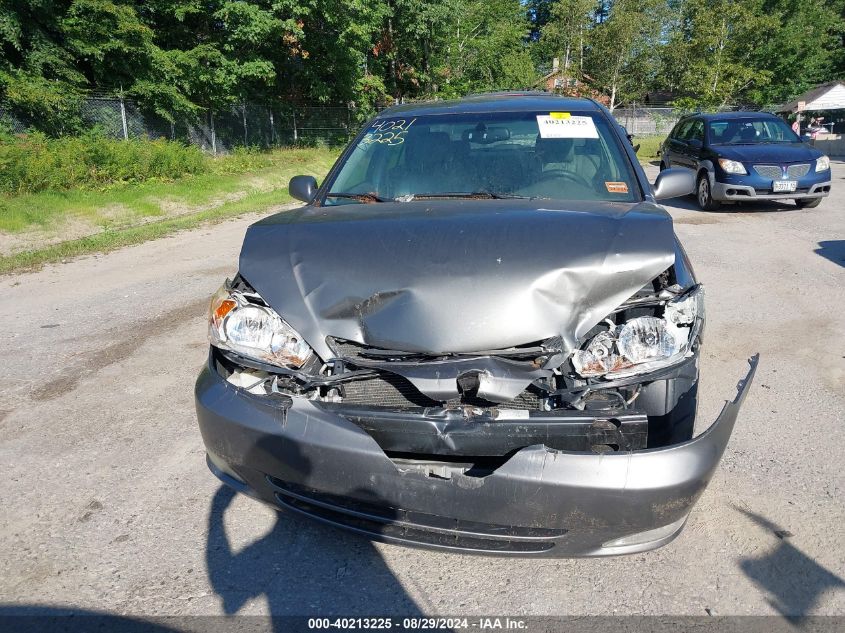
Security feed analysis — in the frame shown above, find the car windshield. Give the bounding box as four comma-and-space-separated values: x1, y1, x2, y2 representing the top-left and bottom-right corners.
708, 117, 800, 145
324, 111, 639, 204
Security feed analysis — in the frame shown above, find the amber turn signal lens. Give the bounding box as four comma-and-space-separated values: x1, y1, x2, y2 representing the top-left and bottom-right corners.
214, 299, 236, 322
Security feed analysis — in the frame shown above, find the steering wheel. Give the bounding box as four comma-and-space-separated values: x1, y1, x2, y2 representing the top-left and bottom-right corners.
536, 169, 592, 189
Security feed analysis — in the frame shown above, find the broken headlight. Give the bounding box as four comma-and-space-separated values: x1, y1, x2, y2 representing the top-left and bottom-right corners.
572, 286, 703, 379
208, 282, 314, 369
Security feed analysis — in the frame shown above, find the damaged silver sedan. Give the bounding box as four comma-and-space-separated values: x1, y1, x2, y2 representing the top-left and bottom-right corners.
195, 93, 757, 556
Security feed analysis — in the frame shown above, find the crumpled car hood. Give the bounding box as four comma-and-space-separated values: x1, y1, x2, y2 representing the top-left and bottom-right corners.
239, 199, 677, 368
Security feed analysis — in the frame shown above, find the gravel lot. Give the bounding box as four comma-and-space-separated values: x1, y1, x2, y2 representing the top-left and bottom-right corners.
1, 162, 843, 620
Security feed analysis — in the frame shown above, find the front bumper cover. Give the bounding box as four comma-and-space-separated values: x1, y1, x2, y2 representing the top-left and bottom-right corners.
712, 178, 831, 202
195, 355, 758, 557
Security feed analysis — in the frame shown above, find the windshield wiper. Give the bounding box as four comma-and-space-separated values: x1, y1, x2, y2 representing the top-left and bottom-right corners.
325, 192, 392, 203
413, 191, 535, 200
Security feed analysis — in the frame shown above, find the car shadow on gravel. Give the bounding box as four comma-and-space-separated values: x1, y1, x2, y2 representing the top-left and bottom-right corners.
0, 607, 182, 633
814, 240, 845, 268
663, 196, 797, 214
736, 507, 845, 615
205, 436, 424, 625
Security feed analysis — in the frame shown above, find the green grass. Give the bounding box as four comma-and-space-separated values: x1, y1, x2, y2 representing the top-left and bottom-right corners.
0, 146, 337, 234
0, 146, 339, 274
635, 135, 665, 164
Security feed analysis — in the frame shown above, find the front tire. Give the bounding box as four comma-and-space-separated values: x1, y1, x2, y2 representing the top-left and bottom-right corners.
796, 197, 822, 209
697, 173, 721, 211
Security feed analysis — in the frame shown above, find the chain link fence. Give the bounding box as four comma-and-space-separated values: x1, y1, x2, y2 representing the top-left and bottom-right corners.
613, 106, 681, 137
0, 95, 365, 153
1, 95, 749, 146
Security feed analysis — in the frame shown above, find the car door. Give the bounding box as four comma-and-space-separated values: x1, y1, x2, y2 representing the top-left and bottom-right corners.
664, 119, 693, 167
682, 119, 705, 169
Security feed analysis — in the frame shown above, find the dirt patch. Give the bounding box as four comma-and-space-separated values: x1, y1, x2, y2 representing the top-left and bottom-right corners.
674, 215, 724, 225
30, 297, 208, 402
0, 214, 108, 258
156, 190, 248, 216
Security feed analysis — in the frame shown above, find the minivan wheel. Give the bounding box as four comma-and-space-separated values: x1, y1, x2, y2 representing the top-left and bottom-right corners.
697, 173, 721, 211
795, 197, 822, 209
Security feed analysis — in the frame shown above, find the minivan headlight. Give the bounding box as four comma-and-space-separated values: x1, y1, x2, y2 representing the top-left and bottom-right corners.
816, 155, 830, 172
572, 286, 704, 379
208, 282, 314, 368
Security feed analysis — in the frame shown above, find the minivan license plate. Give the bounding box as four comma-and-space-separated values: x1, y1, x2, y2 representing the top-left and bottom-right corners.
773, 180, 797, 192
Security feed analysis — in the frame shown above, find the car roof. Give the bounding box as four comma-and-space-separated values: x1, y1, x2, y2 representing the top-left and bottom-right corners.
682, 111, 780, 121
375, 92, 603, 118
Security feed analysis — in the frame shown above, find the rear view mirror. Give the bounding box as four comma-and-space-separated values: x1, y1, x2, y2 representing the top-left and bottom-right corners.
653, 168, 695, 200
289, 175, 318, 203
462, 127, 510, 144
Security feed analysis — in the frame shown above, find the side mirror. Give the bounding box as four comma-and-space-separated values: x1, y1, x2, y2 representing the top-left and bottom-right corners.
289, 175, 318, 203
688, 138, 703, 149
653, 168, 695, 200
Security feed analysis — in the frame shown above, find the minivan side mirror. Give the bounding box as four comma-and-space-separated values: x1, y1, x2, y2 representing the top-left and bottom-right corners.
688, 138, 703, 149
289, 175, 318, 203
653, 168, 695, 200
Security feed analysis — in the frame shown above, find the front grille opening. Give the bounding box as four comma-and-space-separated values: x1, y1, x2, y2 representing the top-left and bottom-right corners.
338, 372, 544, 411
386, 451, 517, 479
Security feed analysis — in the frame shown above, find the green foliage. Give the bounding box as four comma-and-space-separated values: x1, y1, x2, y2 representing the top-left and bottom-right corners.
432, 0, 536, 97
665, 0, 778, 109
537, 0, 595, 74
588, 0, 667, 109
747, 0, 845, 105
0, 131, 206, 195
0, 0, 843, 135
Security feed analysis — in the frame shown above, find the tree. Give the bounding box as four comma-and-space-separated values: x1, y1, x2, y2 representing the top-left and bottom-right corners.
0, 0, 86, 133
537, 0, 595, 78
664, 0, 778, 109
747, 0, 845, 105
587, 0, 666, 110
434, 0, 535, 97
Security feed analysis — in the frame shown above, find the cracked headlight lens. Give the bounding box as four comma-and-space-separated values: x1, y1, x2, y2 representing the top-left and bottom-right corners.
572, 286, 703, 378
617, 316, 683, 363
208, 282, 314, 368
571, 330, 631, 377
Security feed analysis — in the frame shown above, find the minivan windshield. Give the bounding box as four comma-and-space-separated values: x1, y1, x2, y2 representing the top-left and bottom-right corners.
324, 111, 639, 204
708, 117, 800, 145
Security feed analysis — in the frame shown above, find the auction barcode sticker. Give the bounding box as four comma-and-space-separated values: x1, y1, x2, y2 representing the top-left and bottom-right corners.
537, 113, 599, 139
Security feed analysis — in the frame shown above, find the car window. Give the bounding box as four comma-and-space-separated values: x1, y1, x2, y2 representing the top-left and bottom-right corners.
687, 120, 704, 143
326, 111, 640, 203
673, 120, 694, 141
707, 117, 800, 144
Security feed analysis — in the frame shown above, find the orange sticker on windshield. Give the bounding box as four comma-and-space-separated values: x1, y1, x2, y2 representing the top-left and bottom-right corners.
606, 182, 629, 194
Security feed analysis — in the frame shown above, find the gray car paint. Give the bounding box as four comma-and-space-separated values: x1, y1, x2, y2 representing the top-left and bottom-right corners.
239, 199, 679, 400
195, 354, 758, 557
